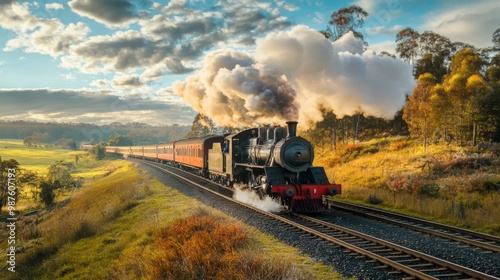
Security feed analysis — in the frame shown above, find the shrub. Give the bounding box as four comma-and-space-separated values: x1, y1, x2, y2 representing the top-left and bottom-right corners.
150, 212, 249, 279
391, 140, 411, 150
39, 180, 62, 207
366, 194, 383, 205
417, 184, 440, 198
471, 179, 500, 194
149, 211, 312, 280
340, 144, 379, 162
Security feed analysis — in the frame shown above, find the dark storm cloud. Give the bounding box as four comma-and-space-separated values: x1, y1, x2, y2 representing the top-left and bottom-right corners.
0, 89, 196, 125
68, 0, 149, 27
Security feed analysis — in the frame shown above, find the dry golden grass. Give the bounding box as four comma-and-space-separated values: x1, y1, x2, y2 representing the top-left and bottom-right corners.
144, 209, 318, 280
319, 138, 500, 235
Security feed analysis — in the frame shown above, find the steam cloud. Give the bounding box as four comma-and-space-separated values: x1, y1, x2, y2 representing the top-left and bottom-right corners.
233, 186, 283, 213
173, 25, 415, 127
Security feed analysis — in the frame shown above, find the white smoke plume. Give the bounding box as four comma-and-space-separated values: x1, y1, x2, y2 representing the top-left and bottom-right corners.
233, 185, 283, 213
173, 25, 415, 127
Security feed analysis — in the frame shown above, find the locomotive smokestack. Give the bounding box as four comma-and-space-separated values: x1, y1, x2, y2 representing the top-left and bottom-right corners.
286, 121, 298, 138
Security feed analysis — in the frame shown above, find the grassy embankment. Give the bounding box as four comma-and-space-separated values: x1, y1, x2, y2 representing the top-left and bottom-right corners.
316, 137, 500, 235
0, 141, 342, 279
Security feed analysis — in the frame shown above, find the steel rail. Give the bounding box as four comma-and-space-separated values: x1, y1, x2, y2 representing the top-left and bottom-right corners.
330, 200, 500, 252
295, 214, 499, 280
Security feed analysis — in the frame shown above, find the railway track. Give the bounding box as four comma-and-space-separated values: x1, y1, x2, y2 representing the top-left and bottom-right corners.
137, 160, 499, 279
328, 199, 500, 253
289, 213, 497, 280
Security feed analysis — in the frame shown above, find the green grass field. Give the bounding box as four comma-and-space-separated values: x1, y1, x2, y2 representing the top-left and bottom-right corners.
0, 139, 114, 179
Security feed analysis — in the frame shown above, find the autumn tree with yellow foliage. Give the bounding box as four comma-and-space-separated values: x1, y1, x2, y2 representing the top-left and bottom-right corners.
404, 47, 498, 148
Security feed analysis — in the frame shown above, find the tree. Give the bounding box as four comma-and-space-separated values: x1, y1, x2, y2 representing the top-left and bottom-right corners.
486, 53, 500, 83
395, 27, 420, 64
449, 49, 485, 78
185, 113, 217, 138
493, 27, 500, 49
90, 142, 106, 160
403, 73, 438, 152
54, 138, 77, 149
23, 135, 34, 147
321, 5, 368, 44
19, 170, 40, 202
445, 49, 487, 144
428, 84, 453, 142
108, 134, 133, 146
419, 31, 453, 60
47, 160, 76, 189
414, 53, 447, 81
314, 108, 338, 150
466, 75, 492, 145
40, 180, 61, 207
379, 51, 396, 58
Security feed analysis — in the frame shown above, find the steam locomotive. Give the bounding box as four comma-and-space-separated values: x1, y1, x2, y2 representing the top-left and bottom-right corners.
85, 121, 341, 212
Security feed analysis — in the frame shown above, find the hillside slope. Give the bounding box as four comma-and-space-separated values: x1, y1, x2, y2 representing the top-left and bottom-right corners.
316, 138, 500, 235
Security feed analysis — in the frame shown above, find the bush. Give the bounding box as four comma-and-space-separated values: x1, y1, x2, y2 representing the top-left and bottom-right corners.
417, 184, 440, 198
366, 194, 383, 205
340, 144, 379, 162
471, 180, 500, 194
39, 180, 62, 207
151, 212, 249, 279
427, 153, 492, 175
391, 140, 411, 150
149, 211, 311, 280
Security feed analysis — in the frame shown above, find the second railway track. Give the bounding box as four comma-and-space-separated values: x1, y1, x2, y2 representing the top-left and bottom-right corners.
136, 159, 500, 280
328, 199, 500, 253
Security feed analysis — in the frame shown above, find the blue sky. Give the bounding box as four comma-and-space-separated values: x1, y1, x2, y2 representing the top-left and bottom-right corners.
0, 0, 499, 126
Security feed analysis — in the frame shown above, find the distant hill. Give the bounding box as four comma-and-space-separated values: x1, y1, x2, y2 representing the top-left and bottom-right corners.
0, 120, 191, 146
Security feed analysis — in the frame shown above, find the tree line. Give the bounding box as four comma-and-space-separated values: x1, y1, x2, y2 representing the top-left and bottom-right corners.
0, 120, 190, 149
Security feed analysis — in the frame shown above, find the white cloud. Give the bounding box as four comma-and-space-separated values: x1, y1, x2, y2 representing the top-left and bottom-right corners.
366, 40, 397, 56
423, 0, 500, 48
0, 1, 89, 57
313, 11, 324, 24
63, 73, 76, 80
46, 3, 64, 10
367, 24, 403, 36
276, 1, 299, 12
